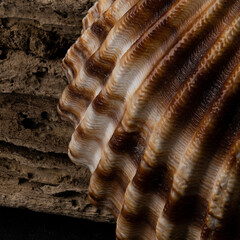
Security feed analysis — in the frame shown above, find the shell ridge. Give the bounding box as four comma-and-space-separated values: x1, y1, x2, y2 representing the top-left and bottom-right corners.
202, 135, 240, 239
82, 0, 115, 33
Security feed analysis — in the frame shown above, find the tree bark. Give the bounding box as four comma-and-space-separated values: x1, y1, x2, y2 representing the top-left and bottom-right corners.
0, 0, 114, 223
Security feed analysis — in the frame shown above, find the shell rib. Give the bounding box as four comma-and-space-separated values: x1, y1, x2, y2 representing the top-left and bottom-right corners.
58, 0, 240, 239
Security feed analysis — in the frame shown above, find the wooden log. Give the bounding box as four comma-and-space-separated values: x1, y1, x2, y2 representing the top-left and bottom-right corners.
0, 0, 114, 222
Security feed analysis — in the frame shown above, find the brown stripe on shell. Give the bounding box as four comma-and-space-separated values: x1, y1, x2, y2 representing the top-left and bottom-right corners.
92, 91, 125, 123
81, 0, 115, 33
201, 135, 240, 240
89, 163, 132, 216
91, 19, 110, 42
57, 82, 94, 127
57, 103, 78, 127
62, 53, 77, 82
81, 2, 100, 33
71, 40, 91, 66
88, 126, 146, 214
84, 51, 115, 84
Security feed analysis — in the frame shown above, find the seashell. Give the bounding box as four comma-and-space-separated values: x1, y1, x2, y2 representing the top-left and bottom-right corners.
58, 0, 240, 239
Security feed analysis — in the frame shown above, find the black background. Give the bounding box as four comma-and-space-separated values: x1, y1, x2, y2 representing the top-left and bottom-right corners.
0, 207, 115, 240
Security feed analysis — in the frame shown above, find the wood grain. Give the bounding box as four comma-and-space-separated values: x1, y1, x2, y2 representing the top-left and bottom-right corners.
0, 0, 114, 222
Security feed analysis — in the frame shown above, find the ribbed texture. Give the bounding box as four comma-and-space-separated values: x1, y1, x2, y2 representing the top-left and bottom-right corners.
58, 0, 240, 239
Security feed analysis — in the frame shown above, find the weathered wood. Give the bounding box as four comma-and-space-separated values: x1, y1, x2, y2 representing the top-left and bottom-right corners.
0, 0, 114, 222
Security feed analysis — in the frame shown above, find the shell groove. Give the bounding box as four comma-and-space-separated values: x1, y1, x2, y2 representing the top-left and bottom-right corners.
58, 0, 240, 239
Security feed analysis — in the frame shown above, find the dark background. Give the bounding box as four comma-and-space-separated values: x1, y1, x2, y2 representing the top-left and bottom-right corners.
0, 206, 115, 240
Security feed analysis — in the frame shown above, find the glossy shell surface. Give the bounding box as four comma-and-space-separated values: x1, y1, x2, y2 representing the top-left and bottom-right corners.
58, 0, 240, 239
